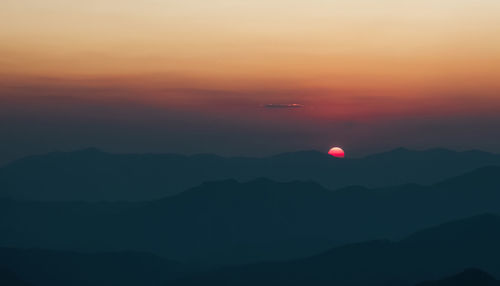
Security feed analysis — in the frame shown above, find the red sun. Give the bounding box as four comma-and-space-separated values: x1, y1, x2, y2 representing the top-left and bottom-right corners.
328, 147, 345, 158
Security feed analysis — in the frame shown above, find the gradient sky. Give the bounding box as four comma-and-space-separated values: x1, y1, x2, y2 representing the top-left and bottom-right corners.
1, 0, 500, 163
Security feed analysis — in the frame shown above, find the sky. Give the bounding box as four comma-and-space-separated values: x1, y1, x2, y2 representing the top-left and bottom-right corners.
1, 0, 500, 163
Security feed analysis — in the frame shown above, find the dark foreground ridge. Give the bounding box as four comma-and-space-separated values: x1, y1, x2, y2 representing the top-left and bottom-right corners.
0, 268, 32, 286
167, 214, 500, 286
0, 248, 183, 286
2, 214, 500, 286
415, 268, 500, 286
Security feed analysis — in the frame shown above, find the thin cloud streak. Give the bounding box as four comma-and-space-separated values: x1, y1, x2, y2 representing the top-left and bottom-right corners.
265, 104, 304, 109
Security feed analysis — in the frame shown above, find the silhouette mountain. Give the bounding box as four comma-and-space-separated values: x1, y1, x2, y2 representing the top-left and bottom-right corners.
3, 215, 500, 286
415, 268, 500, 286
0, 148, 499, 201
2, 167, 500, 264
0, 268, 32, 286
167, 214, 500, 286
0, 248, 182, 286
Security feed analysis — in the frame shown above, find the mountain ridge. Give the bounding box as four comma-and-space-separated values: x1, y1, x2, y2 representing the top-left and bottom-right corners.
3, 214, 500, 286
3, 166, 500, 263
415, 268, 500, 286
168, 213, 500, 286
1, 147, 500, 201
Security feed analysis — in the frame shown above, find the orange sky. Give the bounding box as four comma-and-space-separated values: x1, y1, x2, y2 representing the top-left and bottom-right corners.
1, 0, 500, 90
1, 0, 500, 160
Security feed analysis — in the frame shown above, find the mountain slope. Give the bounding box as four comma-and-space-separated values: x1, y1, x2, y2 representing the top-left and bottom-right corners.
1, 148, 499, 201
415, 269, 500, 286
0, 248, 182, 286
168, 214, 500, 286
3, 167, 500, 264
0, 268, 32, 286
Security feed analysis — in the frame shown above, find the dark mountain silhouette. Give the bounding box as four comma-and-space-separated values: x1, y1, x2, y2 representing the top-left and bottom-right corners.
416, 268, 500, 286
0, 248, 182, 286
0, 180, 340, 263
0, 268, 32, 286
3, 215, 500, 286
2, 167, 500, 264
167, 214, 500, 286
415, 268, 500, 286
0, 148, 499, 201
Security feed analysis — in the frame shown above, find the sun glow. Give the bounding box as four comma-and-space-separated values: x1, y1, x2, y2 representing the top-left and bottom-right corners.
328, 147, 345, 158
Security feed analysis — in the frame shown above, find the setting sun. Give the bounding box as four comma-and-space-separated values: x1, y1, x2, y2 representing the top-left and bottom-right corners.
328, 147, 345, 158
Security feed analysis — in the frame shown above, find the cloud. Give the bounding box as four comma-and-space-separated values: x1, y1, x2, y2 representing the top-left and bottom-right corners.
265, 103, 304, 109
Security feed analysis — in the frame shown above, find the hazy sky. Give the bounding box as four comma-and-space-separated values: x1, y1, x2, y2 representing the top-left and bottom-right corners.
1, 0, 500, 162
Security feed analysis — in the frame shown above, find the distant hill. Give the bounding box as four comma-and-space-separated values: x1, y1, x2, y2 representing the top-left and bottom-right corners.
0, 248, 182, 286
2, 167, 500, 264
415, 269, 500, 286
0, 148, 499, 201
168, 214, 500, 286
